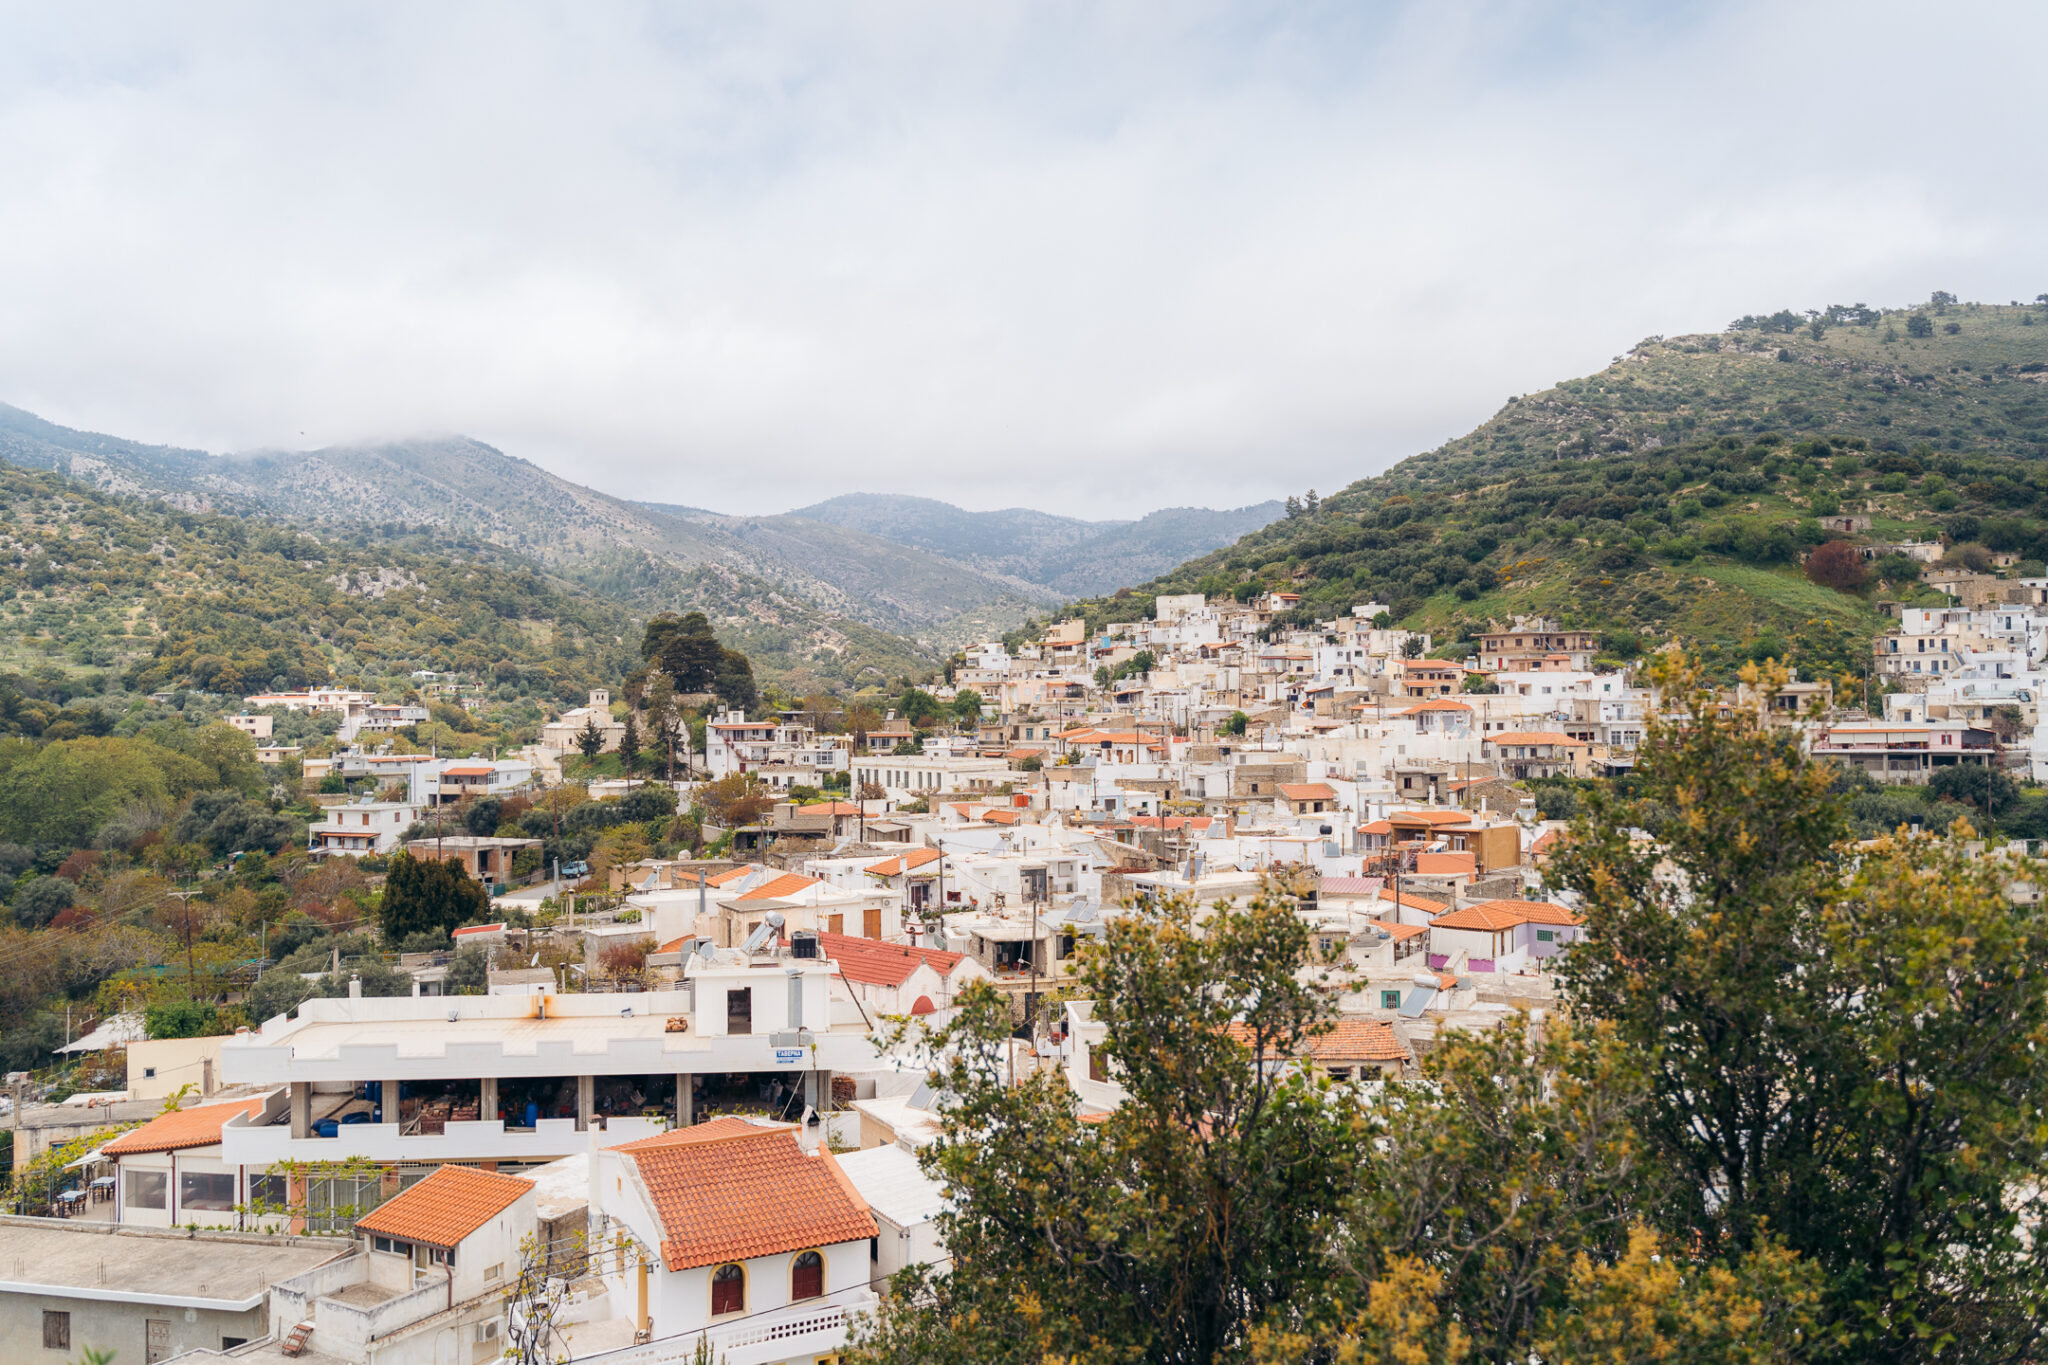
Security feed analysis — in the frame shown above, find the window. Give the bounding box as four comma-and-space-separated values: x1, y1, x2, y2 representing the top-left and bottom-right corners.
126, 1169, 167, 1210
1536, 929, 1556, 943
248, 1173, 288, 1212
143, 1066, 157, 1079
1088, 1050, 1107, 1084
1380, 990, 1402, 1010
485, 1262, 503, 1280
182, 1170, 237, 1211
43, 1310, 69, 1350
792, 1249, 824, 1300
726, 986, 753, 1034
711, 1263, 745, 1316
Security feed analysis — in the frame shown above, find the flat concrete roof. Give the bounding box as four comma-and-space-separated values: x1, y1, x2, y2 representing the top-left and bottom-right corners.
0, 1218, 348, 1310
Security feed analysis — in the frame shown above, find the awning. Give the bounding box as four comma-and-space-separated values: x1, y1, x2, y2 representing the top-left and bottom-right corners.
63, 1145, 109, 1170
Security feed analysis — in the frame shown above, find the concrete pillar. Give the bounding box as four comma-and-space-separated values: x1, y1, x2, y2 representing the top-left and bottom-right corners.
290, 1082, 311, 1140
576, 1075, 594, 1132
805, 1069, 832, 1114
384, 1080, 402, 1126
675, 1074, 692, 1127
480, 1077, 498, 1123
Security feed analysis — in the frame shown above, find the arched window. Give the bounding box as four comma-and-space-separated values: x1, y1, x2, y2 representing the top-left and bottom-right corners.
711, 1263, 745, 1316
791, 1250, 823, 1301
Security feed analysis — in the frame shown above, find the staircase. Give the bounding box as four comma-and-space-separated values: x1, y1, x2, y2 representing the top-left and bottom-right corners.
279, 1321, 315, 1357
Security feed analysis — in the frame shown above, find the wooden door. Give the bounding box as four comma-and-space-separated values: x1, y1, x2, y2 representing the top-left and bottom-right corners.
863, 907, 882, 939
827, 914, 843, 935
146, 1319, 171, 1363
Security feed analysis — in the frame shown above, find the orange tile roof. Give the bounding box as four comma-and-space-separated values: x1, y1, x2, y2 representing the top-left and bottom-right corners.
355, 1165, 534, 1249
614, 1120, 877, 1271
743, 872, 820, 900
1379, 887, 1449, 913
1400, 699, 1474, 714
1431, 899, 1580, 931
1358, 819, 1394, 835
1277, 783, 1338, 802
1371, 918, 1428, 941
706, 866, 757, 887
1388, 809, 1473, 826
1484, 731, 1587, 747
980, 809, 1021, 825
819, 930, 967, 987
1228, 1019, 1409, 1064
1529, 829, 1567, 861
440, 764, 494, 777
104, 1097, 266, 1156
799, 802, 863, 816
865, 847, 944, 878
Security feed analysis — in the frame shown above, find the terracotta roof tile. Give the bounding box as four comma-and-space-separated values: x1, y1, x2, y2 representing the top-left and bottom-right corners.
864, 847, 943, 878
103, 1097, 266, 1156
616, 1122, 877, 1271
819, 930, 967, 987
1483, 731, 1588, 747
1277, 783, 1338, 802
355, 1165, 533, 1249
1228, 1019, 1409, 1064
1430, 899, 1580, 931
1379, 887, 1449, 913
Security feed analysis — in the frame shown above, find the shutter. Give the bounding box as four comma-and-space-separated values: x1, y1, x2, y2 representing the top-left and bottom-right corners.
863, 907, 882, 938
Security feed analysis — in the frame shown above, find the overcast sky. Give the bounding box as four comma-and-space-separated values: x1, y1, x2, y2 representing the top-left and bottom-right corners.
0, 3, 2040, 518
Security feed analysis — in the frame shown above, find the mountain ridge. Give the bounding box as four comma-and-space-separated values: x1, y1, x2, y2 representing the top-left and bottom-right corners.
784, 491, 1285, 597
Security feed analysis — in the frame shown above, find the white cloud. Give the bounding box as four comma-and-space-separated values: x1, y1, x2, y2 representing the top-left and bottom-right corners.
0, 1, 2039, 516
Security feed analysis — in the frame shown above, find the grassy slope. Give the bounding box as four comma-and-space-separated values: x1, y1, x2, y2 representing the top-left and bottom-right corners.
0, 462, 637, 699
1077, 299, 2048, 682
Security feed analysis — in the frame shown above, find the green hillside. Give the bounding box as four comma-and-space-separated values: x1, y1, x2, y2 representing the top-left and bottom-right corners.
1087, 296, 2048, 682
0, 461, 637, 704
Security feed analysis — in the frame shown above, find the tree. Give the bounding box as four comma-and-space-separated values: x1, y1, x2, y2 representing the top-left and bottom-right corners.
446, 943, 489, 994
12, 874, 76, 929
1550, 658, 2048, 1361
378, 851, 489, 943
897, 688, 941, 726
463, 796, 503, 837
1906, 313, 1935, 338
144, 999, 222, 1039
575, 716, 604, 761
1460, 673, 1499, 694
695, 774, 770, 830
849, 886, 1361, 1365
617, 712, 640, 774
1218, 710, 1249, 738
249, 966, 320, 1023
642, 673, 688, 780
950, 690, 983, 724
647, 611, 757, 712
171, 790, 295, 858
1927, 760, 2018, 815
1804, 538, 1869, 592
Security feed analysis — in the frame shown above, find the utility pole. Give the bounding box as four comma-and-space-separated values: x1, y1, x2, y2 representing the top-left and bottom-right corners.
167, 889, 203, 999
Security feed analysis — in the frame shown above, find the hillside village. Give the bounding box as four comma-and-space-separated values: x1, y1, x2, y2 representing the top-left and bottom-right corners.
11, 544, 2047, 1362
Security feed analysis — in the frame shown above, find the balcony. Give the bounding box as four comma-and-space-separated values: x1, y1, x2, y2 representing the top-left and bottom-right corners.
572, 1291, 876, 1365
222, 1114, 672, 1167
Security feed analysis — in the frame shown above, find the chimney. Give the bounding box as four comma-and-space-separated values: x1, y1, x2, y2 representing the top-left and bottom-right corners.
348, 974, 362, 999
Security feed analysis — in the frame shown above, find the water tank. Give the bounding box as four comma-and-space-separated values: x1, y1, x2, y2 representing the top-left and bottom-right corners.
790, 931, 820, 959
